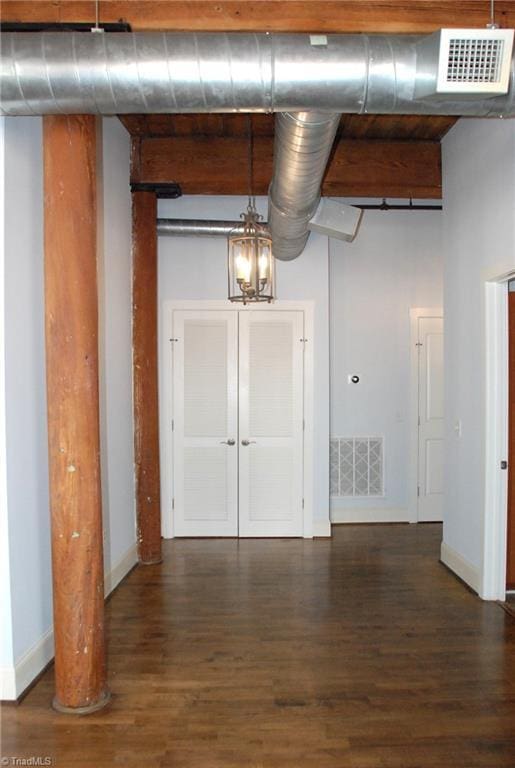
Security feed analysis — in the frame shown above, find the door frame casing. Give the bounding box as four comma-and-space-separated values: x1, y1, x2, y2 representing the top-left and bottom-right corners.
408, 308, 444, 524
482, 271, 514, 600
159, 299, 315, 539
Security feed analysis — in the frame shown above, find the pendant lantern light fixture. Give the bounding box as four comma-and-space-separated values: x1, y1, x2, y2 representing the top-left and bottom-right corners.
227, 117, 274, 304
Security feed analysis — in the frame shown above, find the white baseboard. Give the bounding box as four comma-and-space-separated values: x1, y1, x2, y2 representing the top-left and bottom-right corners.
104, 542, 138, 597
330, 507, 410, 524
0, 625, 54, 701
440, 540, 481, 595
15, 627, 54, 700
312, 519, 332, 537
1, 542, 138, 701
0, 665, 17, 700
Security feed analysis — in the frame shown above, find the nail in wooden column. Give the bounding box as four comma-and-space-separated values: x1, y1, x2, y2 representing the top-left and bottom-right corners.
44, 115, 109, 714
132, 191, 162, 564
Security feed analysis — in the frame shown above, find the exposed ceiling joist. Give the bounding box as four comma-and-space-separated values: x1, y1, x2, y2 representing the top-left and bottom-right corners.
130, 134, 443, 198
2, 0, 515, 33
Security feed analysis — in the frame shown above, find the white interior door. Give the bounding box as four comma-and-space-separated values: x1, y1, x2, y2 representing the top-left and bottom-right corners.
417, 316, 444, 522
238, 311, 305, 537
172, 310, 238, 536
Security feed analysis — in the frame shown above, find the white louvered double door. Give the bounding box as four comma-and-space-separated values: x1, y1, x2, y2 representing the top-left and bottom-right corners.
172, 309, 304, 537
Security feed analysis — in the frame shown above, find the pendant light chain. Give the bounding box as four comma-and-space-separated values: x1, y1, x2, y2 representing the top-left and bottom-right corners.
247, 114, 255, 211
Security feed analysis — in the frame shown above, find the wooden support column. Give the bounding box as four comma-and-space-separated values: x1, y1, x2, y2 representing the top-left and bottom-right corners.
132, 190, 162, 564
44, 115, 109, 714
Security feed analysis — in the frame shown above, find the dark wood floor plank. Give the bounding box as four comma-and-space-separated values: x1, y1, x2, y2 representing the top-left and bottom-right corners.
2, 524, 515, 767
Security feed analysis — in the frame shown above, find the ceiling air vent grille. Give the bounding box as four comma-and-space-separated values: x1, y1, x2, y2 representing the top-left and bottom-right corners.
415, 28, 514, 99
447, 37, 504, 84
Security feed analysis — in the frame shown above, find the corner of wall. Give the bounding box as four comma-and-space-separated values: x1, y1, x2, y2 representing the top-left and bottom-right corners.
440, 540, 481, 595
313, 519, 332, 537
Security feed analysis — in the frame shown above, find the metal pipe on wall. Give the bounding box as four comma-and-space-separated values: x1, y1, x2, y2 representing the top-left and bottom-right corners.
156, 202, 443, 237
157, 219, 248, 237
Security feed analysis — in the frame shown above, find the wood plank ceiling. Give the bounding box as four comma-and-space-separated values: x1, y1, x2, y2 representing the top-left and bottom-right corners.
120, 114, 455, 141
3, 1, 515, 32
122, 114, 457, 198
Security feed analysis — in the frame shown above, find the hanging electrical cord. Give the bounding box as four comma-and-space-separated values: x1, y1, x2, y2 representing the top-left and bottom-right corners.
247, 114, 257, 213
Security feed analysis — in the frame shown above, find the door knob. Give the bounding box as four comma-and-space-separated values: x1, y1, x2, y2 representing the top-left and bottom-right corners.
241, 439, 256, 446
220, 439, 236, 446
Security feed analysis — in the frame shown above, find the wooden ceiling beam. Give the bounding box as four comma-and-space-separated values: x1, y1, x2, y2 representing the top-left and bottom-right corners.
2, 1, 515, 33
131, 135, 443, 198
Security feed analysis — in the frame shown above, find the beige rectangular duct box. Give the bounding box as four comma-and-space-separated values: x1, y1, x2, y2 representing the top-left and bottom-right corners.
308, 199, 363, 243
415, 28, 514, 99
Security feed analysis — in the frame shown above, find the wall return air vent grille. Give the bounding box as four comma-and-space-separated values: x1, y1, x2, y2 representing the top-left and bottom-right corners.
415, 28, 514, 99
330, 437, 384, 498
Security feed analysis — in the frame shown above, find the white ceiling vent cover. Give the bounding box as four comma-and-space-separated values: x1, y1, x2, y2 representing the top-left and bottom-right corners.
415, 28, 514, 99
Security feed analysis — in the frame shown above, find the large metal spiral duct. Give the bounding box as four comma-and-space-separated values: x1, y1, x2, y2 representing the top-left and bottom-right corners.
2, 32, 514, 116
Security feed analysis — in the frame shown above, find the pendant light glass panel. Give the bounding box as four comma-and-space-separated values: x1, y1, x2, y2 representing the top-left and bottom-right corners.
228, 207, 274, 304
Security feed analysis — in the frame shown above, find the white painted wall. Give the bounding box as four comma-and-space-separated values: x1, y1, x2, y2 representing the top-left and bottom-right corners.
329, 208, 443, 521
158, 195, 330, 529
98, 117, 138, 587
0, 116, 136, 699
1, 117, 52, 700
441, 118, 515, 593
0, 117, 16, 697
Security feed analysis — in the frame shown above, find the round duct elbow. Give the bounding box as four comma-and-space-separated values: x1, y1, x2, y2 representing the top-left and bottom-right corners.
268, 196, 319, 261
271, 233, 311, 262
268, 112, 340, 261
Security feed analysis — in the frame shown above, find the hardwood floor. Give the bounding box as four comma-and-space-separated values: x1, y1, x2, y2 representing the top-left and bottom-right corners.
2, 524, 515, 767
